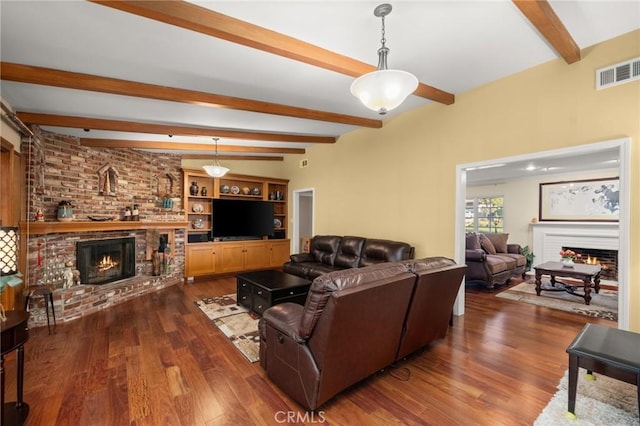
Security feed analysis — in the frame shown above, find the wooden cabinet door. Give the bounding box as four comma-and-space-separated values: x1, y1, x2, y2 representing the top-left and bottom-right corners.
218, 243, 246, 273
186, 244, 216, 277
269, 240, 291, 267
243, 242, 268, 271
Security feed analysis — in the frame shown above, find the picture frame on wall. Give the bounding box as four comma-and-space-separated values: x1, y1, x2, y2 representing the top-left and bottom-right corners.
538, 177, 619, 222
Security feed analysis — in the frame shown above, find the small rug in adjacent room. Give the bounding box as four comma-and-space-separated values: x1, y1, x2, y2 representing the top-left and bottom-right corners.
194, 294, 260, 363
535, 368, 639, 425
496, 281, 618, 321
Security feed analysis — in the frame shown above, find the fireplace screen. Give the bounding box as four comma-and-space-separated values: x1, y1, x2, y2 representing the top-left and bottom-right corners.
561, 246, 618, 282
77, 237, 135, 285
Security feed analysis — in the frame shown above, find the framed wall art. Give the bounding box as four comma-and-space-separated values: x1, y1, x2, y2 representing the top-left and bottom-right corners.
538, 177, 619, 222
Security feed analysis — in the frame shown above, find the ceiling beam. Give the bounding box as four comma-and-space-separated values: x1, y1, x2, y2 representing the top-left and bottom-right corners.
16, 112, 336, 143
91, 0, 455, 105
182, 155, 283, 161
0, 62, 381, 129
512, 0, 581, 64
80, 138, 305, 154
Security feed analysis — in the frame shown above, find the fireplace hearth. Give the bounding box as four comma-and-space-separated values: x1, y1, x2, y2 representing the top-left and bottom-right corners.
77, 237, 135, 285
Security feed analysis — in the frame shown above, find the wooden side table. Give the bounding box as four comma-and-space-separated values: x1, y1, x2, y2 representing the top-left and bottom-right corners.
1, 310, 30, 425
566, 323, 640, 420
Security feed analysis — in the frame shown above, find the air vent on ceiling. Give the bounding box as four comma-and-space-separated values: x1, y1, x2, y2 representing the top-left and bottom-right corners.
596, 57, 640, 90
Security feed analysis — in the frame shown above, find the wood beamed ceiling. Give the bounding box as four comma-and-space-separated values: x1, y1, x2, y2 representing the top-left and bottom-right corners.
3, 0, 580, 161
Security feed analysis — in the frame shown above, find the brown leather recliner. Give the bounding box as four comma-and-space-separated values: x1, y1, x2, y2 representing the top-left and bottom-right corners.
259, 263, 416, 410
395, 258, 468, 360
259, 258, 467, 410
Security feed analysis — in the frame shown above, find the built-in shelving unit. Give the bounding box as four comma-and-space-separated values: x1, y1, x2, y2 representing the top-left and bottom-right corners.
182, 169, 290, 278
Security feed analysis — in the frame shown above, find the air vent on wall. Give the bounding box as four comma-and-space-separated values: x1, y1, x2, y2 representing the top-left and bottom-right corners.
596, 57, 640, 90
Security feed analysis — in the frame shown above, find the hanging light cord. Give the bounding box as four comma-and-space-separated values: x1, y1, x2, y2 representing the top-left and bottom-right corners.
375, 7, 390, 71
380, 13, 386, 50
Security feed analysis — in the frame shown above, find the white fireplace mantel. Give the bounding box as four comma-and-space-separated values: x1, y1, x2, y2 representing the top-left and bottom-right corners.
531, 222, 619, 265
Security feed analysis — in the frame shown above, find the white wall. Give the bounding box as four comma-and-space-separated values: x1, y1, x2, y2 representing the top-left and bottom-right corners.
467, 168, 619, 250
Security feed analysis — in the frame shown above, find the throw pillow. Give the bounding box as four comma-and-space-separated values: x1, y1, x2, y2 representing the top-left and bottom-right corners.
466, 233, 481, 250
478, 233, 497, 254
484, 233, 509, 253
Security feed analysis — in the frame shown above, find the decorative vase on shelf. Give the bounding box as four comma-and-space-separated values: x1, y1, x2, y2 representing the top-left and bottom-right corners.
190, 181, 199, 196
57, 200, 73, 222
201, 187, 207, 197
561, 258, 575, 267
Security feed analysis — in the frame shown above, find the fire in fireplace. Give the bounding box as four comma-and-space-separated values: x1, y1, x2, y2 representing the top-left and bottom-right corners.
562, 246, 618, 282
77, 237, 135, 285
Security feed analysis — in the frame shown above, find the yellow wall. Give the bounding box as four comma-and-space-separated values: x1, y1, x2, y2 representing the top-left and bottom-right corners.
281, 30, 640, 330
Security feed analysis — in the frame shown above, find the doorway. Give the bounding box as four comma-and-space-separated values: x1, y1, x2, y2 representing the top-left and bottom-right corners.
454, 138, 630, 329
292, 188, 314, 254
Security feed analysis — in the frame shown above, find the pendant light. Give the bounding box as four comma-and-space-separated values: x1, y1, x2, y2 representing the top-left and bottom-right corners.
202, 138, 230, 177
350, 3, 418, 115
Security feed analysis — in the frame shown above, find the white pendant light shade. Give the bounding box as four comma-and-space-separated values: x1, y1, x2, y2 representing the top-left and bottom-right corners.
351, 69, 418, 115
202, 164, 230, 177
351, 4, 418, 115
203, 137, 229, 177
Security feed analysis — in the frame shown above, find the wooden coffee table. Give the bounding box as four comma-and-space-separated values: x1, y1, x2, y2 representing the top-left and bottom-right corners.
236, 270, 311, 316
534, 261, 602, 305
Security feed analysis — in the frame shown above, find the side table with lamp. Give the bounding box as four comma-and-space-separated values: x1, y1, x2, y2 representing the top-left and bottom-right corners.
1, 226, 30, 425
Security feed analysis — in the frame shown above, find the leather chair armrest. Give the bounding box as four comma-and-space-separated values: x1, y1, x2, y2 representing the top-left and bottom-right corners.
465, 249, 486, 262
507, 244, 522, 254
262, 303, 306, 343
290, 253, 315, 263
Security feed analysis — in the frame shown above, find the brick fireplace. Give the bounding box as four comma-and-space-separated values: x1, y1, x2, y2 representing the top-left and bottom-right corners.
77, 237, 136, 285
21, 128, 188, 328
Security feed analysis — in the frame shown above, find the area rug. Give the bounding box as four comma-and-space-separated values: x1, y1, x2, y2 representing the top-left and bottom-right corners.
194, 293, 249, 320
535, 368, 639, 425
496, 281, 618, 321
194, 294, 260, 363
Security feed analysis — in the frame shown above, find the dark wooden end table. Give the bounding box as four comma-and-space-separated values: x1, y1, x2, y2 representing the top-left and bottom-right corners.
534, 261, 602, 305
566, 323, 639, 420
236, 270, 311, 316
1, 310, 30, 425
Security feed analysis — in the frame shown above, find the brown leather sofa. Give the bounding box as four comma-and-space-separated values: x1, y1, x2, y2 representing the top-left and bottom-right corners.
465, 232, 526, 289
259, 257, 467, 410
282, 235, 415, 280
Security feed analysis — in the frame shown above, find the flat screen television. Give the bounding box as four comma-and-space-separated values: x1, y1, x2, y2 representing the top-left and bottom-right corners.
211, 199, 274, 238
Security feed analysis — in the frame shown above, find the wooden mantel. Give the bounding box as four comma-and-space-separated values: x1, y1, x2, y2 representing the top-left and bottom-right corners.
20, 220, 189, 235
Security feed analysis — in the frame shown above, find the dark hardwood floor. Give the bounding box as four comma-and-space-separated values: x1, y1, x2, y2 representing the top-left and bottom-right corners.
3, 275, 612, 425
